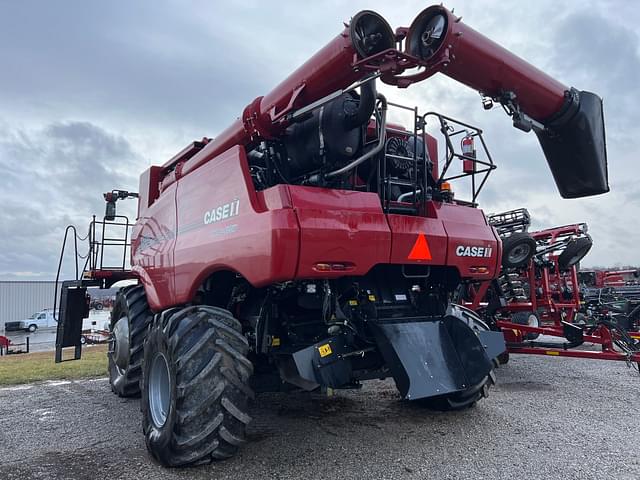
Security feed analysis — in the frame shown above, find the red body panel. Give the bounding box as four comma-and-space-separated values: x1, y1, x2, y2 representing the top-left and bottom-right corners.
387, 214, 447, 266
172, 147, 299, 305
132, 148, 501, 311
288, 187, 391, 278
131, 182, 177, 311
438, 204, 500, 277
128, 5, 584, 311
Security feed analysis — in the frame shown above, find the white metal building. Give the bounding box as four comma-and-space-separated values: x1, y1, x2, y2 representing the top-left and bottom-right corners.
0, 281, 61, 331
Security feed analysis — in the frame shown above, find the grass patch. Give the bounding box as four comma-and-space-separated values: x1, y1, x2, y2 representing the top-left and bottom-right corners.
0, 345, 108, 386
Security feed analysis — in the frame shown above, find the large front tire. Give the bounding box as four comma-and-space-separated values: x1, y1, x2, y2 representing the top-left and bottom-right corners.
108, 285, 153, 397
141, 305, 254, 467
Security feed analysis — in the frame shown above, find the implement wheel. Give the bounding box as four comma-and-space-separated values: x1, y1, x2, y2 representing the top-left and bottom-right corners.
512, 311, 541, 340
501, 232, 537, 269
108, 285, 153, 397
558, 236, 592, 271
141, 305, 254, 467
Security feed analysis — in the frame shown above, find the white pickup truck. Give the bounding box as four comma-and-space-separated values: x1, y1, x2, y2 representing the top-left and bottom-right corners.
4, 309, 58, 332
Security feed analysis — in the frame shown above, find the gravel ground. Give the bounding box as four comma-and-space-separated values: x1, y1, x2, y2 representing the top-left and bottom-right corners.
0, 355, 639, 480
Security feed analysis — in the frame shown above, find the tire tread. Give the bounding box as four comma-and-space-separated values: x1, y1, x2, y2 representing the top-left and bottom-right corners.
142, 305, 252, 466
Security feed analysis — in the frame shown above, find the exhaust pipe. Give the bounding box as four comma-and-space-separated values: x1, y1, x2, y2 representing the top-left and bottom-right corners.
405, 5, 608, 199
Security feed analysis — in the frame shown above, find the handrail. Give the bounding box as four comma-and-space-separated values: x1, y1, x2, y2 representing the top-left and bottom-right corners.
53, 214, 134, 321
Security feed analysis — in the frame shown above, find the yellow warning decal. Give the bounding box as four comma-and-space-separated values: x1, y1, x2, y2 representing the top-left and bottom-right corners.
545, 351, 560, 356
368, 295, 376, 302
271, 337, 281, 347
348, 300, 358, 306
318, 344, 333, 357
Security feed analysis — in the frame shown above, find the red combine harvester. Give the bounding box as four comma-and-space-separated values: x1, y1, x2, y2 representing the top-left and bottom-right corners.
461, 209, 640, 363
55, 6, 612, 466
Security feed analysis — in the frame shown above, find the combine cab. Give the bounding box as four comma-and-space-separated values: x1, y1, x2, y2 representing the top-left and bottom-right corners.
55, 5, 611, 466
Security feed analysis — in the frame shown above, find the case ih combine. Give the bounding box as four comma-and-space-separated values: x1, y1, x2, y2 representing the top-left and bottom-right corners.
55, 6, 613, 466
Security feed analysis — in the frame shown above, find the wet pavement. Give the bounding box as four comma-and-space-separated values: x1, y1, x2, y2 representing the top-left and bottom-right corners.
0, 354, 639, 479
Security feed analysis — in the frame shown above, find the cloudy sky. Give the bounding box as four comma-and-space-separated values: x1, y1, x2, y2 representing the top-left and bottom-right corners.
1, 0, 638, 280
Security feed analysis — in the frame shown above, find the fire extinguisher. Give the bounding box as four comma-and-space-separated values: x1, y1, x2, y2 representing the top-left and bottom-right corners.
461, 132, 475, 174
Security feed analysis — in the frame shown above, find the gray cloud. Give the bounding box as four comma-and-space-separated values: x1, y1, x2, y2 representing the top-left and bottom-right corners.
0, 121, 141, 279
0, 1, 278, 134
552, 10, 640, 133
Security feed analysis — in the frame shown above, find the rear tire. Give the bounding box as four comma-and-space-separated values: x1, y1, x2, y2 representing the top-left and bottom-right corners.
419, 307, 497, 411
497, 351, 510, 365
108, 285, 153, 397
420, 372, 496, 411
141, 305, 254, 467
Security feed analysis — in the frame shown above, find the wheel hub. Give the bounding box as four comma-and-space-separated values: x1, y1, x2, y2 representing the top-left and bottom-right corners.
112, 316, 130, 370
508, 244, 531, 264
149, 353, 171, 428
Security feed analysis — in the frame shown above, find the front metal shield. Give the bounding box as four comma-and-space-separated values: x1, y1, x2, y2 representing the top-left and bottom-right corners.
370, 315, 504, 400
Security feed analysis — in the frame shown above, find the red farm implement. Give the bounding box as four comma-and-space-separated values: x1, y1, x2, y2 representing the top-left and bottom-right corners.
460, 209, 640, 368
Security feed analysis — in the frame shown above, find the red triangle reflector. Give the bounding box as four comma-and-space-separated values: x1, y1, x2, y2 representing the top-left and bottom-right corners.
408, 233, 432, 260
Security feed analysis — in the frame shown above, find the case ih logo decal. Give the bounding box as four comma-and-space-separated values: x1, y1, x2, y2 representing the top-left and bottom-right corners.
203, 199, 240, 225
455, 245, 493, 258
